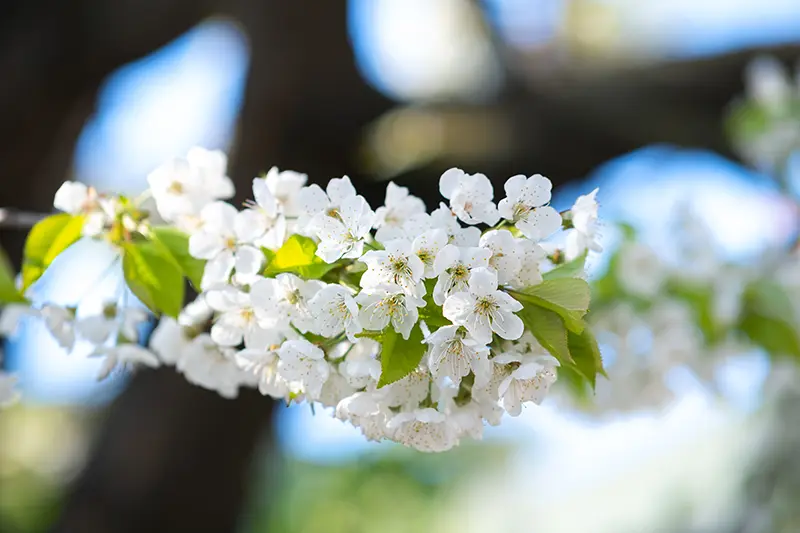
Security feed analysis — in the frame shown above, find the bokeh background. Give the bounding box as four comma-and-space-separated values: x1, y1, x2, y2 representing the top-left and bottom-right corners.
2, 1, 800, 532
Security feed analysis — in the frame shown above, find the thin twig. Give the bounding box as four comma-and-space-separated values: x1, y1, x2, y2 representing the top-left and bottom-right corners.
0, 208, 48, 229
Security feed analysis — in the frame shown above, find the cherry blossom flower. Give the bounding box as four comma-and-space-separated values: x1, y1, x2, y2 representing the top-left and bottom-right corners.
426, 325, 491, 387
432, 244, 491, 305
494, 353, 558, 416
356, 284, 425, 340
360, 238, 425, 296
439, 168, 500, 226
250, 274, 324, 334
308, 285, 363, 341
188, 201, 265, 288
373, 182, 426, 242
311, 195, 375, 263
480, 229, 521, 285
566, 188, 601, 260
498, 174, 561, 241
277, 339, 330, 400
443, 267, 524, 343
386, 408, 459, 452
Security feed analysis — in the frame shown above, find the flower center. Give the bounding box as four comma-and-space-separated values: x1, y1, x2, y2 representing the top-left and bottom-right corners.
475, 296, 498, 316
225, 237, 237, 250
286, 289, 300, 306
168, 181, 185, 194
451, 263, 469, 281
388, 255, 412, 284
326, 207, 343, 222
512, 202, 531, 221
416, 249, 433, 265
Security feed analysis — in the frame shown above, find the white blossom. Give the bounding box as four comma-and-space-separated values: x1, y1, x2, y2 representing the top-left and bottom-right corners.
498, 174, 561, 241
386, 408, 459, 452
54, 181, 98, 215
566, 188, 601, 260
360, 238, 425, 296
430, 202, 482, 246
339, 339, 382, 388
40, 304, 75, 350
149, 317, 191, 365
480, 229, 521, 285
188, 201, 265, 289
432, 244, 491, 305
379, 368, 431, 410
92, 344, 160, 381
205, 286, 278, 350
311, 195, 375, 263
374, 182, 426, 242
147, 147, 234, 223
297, 175, 357, 232
439, 168, 500, 226
277, 339, 330, 400
308, 285, 363, 342
494, 353, 558, 416
356, 284, 424, 340
509, 238, 546, 288
426, 325, 491, 387
250, 274, 324, 334
0, 304, 36, 337
443, 267, 524, 344
336, 392, 390, 441
235, 345, 290, 398
178, 334, 250, 398
412, 229, 448, 279
260, 166, 307, 217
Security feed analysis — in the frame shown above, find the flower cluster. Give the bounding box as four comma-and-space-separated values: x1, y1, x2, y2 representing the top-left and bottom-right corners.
0, 149, 604, 452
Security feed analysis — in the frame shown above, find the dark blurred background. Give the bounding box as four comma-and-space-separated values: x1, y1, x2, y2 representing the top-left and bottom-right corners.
2, 1, 800, 532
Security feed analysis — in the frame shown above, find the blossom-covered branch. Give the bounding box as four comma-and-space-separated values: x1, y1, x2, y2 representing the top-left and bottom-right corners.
0, 148, 604, 452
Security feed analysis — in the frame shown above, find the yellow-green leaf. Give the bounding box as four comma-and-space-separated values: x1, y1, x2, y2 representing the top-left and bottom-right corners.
518, 305, 572, 365
543, 252, 587, 280
21, 213, 84, 291
122, 240, 184, 318
0, 246, 25, 303
567, 325, 606, 389
151, 226, 205, 289
263, 235, 340, 279
377, 325, 427, 387
511, 277, 591, 334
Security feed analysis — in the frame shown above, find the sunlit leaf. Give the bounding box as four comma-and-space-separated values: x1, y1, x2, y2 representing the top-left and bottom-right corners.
518, 305, 572, 365
122, 240, 183, 318
21, 213, 84, 292
511, 278, 590, 333
543, 252, 586, 280
377, 325, 426, 387
0, 246, 25, 303
263, 235, 340, 279
151, 226, 205, 289
567, 325, 606, 389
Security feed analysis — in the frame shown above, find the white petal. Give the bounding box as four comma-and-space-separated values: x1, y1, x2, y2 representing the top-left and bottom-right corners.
327, 176, 356, 205
491, 310, 524, 340
439, 168, 464, 199
468, 267, 498, 296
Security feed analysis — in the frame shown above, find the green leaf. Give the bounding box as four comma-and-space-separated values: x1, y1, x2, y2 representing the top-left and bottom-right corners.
0, 246, 25, 303
567, 325, 606, 388
377, 325, 427, 387
122, 240, 184, 318
263, 235, 340, 280
738, 279, 800, 359
512, 278, 591, 333
740, 312, 800, 359
518, 305, 572, 365
151, 226, 205, 289
21, 213, 85, 291
543, 252, 586, 280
